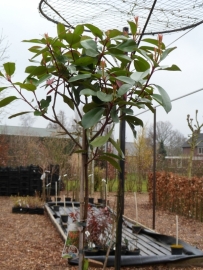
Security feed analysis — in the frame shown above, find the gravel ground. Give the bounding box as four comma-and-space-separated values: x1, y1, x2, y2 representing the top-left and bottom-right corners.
0, 192, 203, 270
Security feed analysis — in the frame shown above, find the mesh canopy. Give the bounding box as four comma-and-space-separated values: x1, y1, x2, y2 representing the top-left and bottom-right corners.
39, 0, 203, 34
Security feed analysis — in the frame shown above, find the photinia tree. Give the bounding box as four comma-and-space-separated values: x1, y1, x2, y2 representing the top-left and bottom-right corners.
0, 19, 180, 269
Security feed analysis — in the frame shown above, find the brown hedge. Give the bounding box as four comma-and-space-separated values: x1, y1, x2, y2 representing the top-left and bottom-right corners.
148, 172, 203, 222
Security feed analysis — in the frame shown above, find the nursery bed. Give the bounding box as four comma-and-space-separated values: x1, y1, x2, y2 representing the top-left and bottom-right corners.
45, 201, 203, 268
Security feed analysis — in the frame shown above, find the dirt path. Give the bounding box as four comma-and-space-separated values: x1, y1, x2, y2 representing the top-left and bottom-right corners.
0, 193, 203, 270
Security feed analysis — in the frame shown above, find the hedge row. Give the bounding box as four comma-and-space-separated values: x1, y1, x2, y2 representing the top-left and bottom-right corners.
148, 172, 203, 222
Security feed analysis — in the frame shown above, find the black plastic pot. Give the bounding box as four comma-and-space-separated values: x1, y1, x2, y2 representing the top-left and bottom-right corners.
84, 248, 99, 256
132, 225, 142, 234
121, 245, 127, 255
53, 205, 60, 211
12, 207, 29, 214
126, 248, 140, 255
88, 197, 94, 204
98, 198, 104, 204
98, 249, 114, 255
171, 244, 183, 255
29, 207, 44, 215
65, 197, 71, 201
61, 214, 68, 223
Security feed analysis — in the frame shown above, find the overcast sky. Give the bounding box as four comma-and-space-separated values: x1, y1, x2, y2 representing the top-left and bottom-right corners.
1, 0, 203, 142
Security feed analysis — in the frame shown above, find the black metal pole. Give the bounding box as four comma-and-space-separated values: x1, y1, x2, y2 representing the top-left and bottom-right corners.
115, 110, 126, 270
152, 108, 156, 230
115, 26, 128, 270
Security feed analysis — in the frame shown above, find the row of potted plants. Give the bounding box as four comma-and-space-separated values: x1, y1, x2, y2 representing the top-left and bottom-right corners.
63, 204, 141, 258
11, 195, 44, 215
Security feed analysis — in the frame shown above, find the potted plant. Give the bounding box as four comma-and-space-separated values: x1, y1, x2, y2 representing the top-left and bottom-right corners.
53, 181, 60, 211
132, 192, 142, 234
125, 238, 140, 255
170, 215, 183, 255
84, 231, 99, 256
11, 196, 29, 214
60, 196, 69, 225
27, 195, 44, 215
85, 205, 114, 256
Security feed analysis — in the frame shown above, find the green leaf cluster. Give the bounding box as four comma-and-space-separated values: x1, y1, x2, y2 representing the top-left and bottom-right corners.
0, 20, 180, 171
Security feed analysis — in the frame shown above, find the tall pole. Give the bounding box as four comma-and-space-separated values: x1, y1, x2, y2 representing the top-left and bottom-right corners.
152, 108, 156, 230
115, 26, 128, 270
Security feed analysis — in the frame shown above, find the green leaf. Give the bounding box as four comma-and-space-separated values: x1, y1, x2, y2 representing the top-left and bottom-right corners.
109, 137, 124, 158
105, 29, 122, 38
134, 55, 150, 72
3, 62, 15, 76
160, 47, 176, 61
40, 96, 51, 109
25, 66, 47, 76
0, 87, 8, 92
81, 107, 105, 129
84, 24, 103, 39
75, 56, 95, 66
130, 69, 150, 82
97, 92, 113, 102
68, 74, 91, 82
116, 76, 134, 85
116, 39, 137, 52
25, 66, 38, 73
62, 94, 74, 110
80, 89, 97, 96
34, 110, 43, 116
0, 96, 18, 108
23, 38, 44, 44
90, 128, 113, 147
117, 84, 131, 96
8, 111, 32, 119
83, 102, 98, 113
64, 32, 81, 46
83, 258, 89, 270
102, 152, 121, 159
15, 82, 36, 91
74, 25, 84, 36
57, 23, 66, 39
62, 254, 72, 259
112, 54, 132, 63
124, 115, 143, 127
28, 46, 48, 61
37, 74, 52, 85
80, 39, 98, 57
122, 108, 134, 115
110, 106, 119, 123
127, 21, 137, 35
152, 94, 162, 105
142, 38, 165, 49
28, 46, 42, 53
157, 64, 181, 71
99, 155, 121, 171
153, 84, 172, 113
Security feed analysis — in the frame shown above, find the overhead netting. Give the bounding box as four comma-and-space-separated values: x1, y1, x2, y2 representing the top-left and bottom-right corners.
39, 0, 203, 34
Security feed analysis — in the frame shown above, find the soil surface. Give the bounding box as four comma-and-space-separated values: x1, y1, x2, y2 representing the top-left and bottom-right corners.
0, 192, 203, 270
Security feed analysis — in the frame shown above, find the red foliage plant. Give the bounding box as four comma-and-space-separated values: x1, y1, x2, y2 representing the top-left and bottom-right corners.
85, 205, 114, 249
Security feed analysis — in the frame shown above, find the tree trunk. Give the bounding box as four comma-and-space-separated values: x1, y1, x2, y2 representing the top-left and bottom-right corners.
78, 129, 88, 269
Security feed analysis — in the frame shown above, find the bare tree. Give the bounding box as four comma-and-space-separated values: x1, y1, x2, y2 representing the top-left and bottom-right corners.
187, 110, 203, 178
148, 121, 186, 156
46, 110, 68, 130
19, 114, 36, 127
0, 31, 10, 122
0, 31, 9, 66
